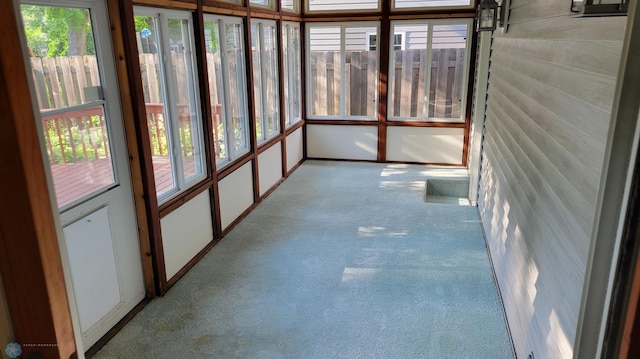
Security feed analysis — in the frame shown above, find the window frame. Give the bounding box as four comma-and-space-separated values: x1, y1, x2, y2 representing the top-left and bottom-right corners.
251, 19, 281, 144
387, 18, 473, 123
203, 14, 251, 169
134, 6, 207, 204
250, 0, 276, 10
305, 21, 381, 121
282, 21, 302, 128
367, 31, 405, 51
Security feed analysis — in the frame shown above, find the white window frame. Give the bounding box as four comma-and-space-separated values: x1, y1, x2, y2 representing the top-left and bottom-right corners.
252, 19, 281, 143
282, 21, 302, 127
134, 7, 206, 203
305, 22, 380, 121
204, 14, 251, 168
388, 18, 472, 123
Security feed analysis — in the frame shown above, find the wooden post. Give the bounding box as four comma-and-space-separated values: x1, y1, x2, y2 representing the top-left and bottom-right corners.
0, 1, 77, 358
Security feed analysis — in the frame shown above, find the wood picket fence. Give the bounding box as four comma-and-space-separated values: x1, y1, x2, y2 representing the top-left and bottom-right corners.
310, 48, 465, 119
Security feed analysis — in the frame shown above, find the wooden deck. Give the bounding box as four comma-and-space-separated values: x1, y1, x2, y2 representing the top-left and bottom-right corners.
51, 156, 193, 208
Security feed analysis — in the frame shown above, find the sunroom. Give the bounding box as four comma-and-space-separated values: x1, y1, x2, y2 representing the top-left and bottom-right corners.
1, 0, 639, 358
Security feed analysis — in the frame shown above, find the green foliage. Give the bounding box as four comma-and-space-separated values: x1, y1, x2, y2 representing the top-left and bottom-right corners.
21, 5, 93, 57
45, 116, 109, 164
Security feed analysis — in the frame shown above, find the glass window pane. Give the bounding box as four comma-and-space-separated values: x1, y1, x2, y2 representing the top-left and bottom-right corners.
390, 24, 429, 119
308, 0, 379, 11
283, 23, 302, 127
135, 16, 176, 196
251, 0, 275, 8
308, 26, 341, 116
394, 0, 471, 8
21, 5, 102, 111
167, 18, 204, 182
226, 23, 249, 155
251, 24, 263, 141
345, 26, 377, 117
263, 25, 280, 136
281, 0, 299, 12
430, 24, 467, 121
205, 21, 227, 164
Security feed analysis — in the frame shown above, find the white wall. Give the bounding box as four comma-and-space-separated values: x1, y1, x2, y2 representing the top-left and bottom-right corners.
258, 144, 283, 196
219, 162, 255, 230
286, 127, 304, 172
477, 4, 626, 358
161, 190, 214, 279
386, 127, 464, 164
307, 125, 378, 160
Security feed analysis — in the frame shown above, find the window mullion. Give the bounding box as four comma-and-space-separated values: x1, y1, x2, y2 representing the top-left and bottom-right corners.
423, 22, 434, 120
339, 25, 346, 117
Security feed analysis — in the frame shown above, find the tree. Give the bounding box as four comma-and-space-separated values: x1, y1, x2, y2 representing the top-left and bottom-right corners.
20, 5, 93, 57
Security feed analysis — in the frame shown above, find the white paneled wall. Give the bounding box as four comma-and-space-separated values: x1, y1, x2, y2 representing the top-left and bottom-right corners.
161, 190, 214, 279
478, 4, 626, 357
286, 127, 304, 172
307, 125, 378, 160
258, 144, 283, 196
386, 127, 464, 164
219, 162, 255, 230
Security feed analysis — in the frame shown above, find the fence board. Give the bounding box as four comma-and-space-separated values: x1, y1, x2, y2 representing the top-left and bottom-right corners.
451, 48, 464, 118
400, 50, 413, 117
57, 57, 77, 107
435, 48, 450, 118
30, 58, 49, 109
43, 57, 63, 108
367, 51, 377, 117
69, 56, 88, 104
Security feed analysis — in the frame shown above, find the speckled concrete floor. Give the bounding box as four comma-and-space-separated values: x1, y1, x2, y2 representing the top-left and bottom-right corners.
93, 161, 514, 359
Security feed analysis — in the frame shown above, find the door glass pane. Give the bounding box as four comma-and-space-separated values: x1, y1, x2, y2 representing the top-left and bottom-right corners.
308, 26, 341, 116
430, 24, 467, 121
204, 21, 227, 164
21, 5, 116, 208
135, 16, 176, 196
21, 5, 103, 111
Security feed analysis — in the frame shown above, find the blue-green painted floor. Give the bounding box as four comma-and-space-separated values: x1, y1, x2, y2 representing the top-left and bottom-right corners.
94, 161, 514, 359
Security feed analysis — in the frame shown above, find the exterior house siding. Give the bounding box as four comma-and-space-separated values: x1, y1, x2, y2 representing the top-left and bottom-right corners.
477, 1, 627, 357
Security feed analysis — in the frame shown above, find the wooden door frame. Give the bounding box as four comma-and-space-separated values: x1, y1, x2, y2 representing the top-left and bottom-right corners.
0, 1, 77, 358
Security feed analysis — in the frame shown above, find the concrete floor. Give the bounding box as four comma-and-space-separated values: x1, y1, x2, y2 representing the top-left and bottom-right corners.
94, 160, 514, 358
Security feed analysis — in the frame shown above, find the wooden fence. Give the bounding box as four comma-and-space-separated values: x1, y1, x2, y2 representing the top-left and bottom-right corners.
30, 55, 195, 165
310, 48, 465, 119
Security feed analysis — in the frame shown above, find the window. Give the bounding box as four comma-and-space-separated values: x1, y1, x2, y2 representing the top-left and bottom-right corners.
367, 32, 405, 51
282, 22, 302, 127
306, 23, 379, 120
307, 0, 380, 12
281, 0, 300, 12
134, 8, 206, 202
251, 20, 280, 143
388, 20, 472, 123
250, 0, 275, 9
393, 0, 472, 9
571, 0, 628, 16
204, 15, 250, 167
